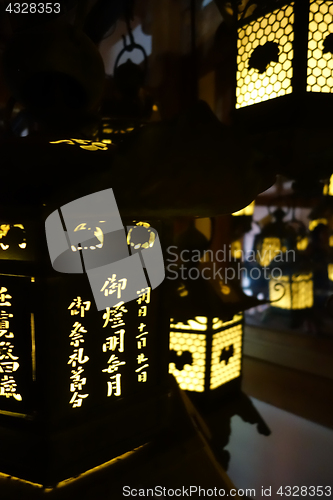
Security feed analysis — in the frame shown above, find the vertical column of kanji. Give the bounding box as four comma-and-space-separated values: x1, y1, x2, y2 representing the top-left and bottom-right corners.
0, 285, 22, 402
67, 296, 91, 409
101, 301, 128, 398
135, 287, 151, 384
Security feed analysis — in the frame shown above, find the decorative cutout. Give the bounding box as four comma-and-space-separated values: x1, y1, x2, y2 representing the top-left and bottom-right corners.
169, 350, 193, 371
220, 344, 234, 365
248, 41, 280, 73
237, 4, 294, 108
50, 139, 108, 151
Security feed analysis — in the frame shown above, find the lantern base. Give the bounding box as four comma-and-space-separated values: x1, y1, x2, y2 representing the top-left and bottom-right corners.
0, 376, 239, 499
0, 389, 170, 487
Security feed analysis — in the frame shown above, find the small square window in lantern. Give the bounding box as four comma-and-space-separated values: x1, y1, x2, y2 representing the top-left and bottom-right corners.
269, 272, 314, 309
169, 314, 243, 395
307, 1, 333, 94
236, 4, 294, 109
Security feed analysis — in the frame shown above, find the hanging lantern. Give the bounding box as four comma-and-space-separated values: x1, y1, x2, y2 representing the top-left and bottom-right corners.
268, 252, 314, 311
235, 1, 333, 115
98, 25, 154, 147
253, 208, 297, 267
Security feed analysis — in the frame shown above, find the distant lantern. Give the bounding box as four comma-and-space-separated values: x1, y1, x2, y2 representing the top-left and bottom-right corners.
235, 1, 333, 129
0, 142, 170, 487
253, 208, 297, 267
269, 252, 314, 311
169, 277, 244, 399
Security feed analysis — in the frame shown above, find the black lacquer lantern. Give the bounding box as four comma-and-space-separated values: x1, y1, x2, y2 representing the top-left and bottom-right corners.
0, 140, 170, 488
234, 0, 333, 131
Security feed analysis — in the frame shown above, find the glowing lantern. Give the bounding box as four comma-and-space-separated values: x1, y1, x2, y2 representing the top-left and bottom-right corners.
253, 208, 297, 267
235, 0, 333, 136
269, 252, 314, 311
323, 174, 333, 196
169, 277, 244, 399
0, 185, 169, 486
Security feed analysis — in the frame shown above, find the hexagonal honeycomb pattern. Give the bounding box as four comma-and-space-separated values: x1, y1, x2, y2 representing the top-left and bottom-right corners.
236, 4, 294, 109
307, 1, 333, 92
210, 315, 243, 390
169, 329, 206, 392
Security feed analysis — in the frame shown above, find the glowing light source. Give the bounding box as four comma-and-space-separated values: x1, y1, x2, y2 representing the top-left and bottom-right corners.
269, 272, 313, 309
232, 200, 255, 216
307, 1, 333, 93
169, 313, 243, 394
236, 4, 294, 109
309, 218, 328, 231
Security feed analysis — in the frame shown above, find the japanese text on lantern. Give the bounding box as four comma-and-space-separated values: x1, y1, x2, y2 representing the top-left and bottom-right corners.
0, 286, 22, 401
136, 287, 151, 383
102, 301, 128, 397
68, 297, 90, 408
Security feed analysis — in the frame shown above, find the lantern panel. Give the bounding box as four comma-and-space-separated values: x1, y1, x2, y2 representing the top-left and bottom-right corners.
269, 274, 292, 309
236, 4, 294, 109
169, 317, 207, 392
307, 1, 333, 93
210, 315, 243, 390
269, 273, 314, 309
258, 237, 282, 266
291, 273, 314, 309
0, 274, 35, 416
329, 235, 333, 247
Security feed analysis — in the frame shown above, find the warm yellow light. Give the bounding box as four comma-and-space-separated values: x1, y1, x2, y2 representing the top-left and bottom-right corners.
258, 237, 282, 266
323, 174, 333, 195
236, 4, 294, 109
50, 139, 108, 151
152, 104, 159, 111
169, 314, 243, 393
231, 240, 243, 260
309, 218, 328, 231
102, 139, 112, 144
297, 237, 308, 251
307, 2, 333, 93
330, 235, 333, 247
169, 330, 206, 392
328, 263, 333, 281
269, 273, 313, 309
232, 200, 255, 216
210, 318, 243, 390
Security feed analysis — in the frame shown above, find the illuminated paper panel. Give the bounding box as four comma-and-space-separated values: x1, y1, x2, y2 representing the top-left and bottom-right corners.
169, 318, 207, 392
236, 4, 294, 109
210, 317, 243, 390
307, 1, 333, 93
